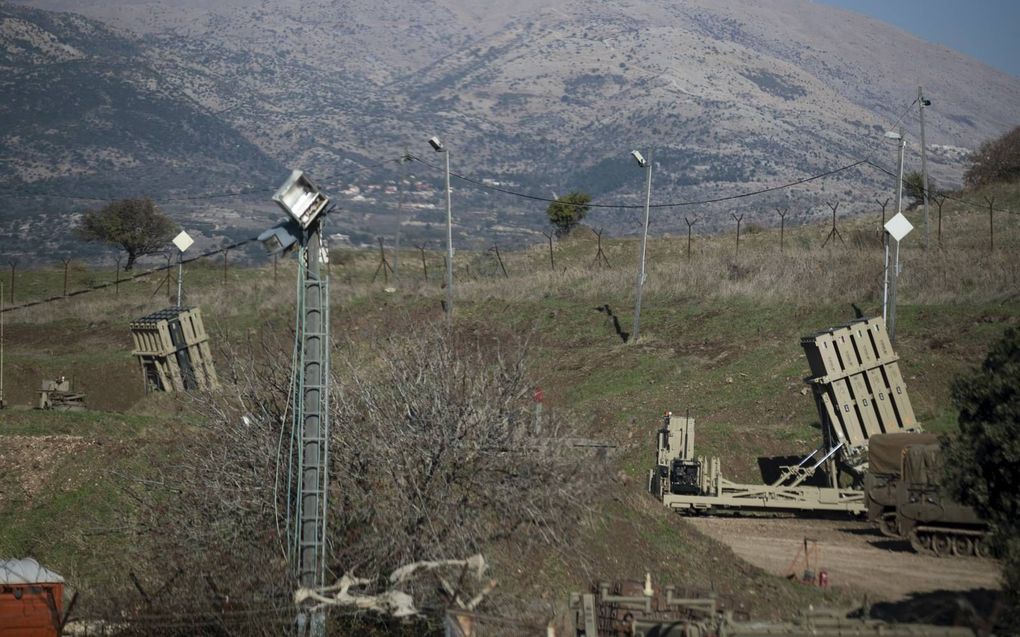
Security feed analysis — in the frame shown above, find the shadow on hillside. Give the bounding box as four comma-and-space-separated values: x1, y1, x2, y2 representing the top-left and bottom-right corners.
595, 304, 629, 343
866, 588, 1004, 632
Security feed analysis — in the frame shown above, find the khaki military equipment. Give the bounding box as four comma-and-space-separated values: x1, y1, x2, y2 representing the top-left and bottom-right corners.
130, 307, 218, 392
651, 317, 915, 516
895, 443, 989, 557
570, 577, 980, 636
864, 432, 939, 536
650, 413, 865, 515
37, 377, 86, 411
801, 317, 920, 483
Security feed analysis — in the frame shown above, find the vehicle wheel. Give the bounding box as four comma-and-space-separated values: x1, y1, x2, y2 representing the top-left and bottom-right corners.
952, 535, 973, 557
879, 513, 900, 538
932, 533, 952, 557
975, 538, 992, 559
909, 531, 932, 555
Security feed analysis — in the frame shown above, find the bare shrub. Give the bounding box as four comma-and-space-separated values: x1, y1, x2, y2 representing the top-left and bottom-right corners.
110, 326, 597, 633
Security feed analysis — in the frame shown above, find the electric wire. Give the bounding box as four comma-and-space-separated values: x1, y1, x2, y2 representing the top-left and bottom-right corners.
864, 159, 1014, 214
405, 153, 869, 210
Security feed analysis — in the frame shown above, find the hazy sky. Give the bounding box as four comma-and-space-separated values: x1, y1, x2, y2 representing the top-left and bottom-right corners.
821, 1, 1020, 78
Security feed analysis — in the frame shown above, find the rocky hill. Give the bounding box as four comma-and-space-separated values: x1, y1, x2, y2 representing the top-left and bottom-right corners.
3, 0, 1020, 256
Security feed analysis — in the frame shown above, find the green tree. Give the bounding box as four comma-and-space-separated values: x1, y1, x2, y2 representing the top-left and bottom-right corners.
943, 328, 1020, 630
964, 125, 1020, 188
902, 170, 936, 208
546, 191, 592, 237
76, 198, 178, 270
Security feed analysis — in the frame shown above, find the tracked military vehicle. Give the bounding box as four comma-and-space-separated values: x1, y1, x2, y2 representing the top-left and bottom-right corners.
864, 432, 940, 536
865, 434, 990, 556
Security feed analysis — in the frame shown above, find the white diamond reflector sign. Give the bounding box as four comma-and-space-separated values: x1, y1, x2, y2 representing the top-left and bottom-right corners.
172, 230, 194, 253
885, 213, 913, 242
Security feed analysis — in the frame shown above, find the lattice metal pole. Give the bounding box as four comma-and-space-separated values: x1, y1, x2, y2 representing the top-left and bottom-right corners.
293, 217, 330, 637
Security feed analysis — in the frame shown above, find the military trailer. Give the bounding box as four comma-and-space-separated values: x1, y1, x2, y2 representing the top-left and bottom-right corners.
651, 317, 917, 517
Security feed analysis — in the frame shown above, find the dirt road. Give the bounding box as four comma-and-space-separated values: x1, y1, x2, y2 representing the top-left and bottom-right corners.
687, 517, 1000, 601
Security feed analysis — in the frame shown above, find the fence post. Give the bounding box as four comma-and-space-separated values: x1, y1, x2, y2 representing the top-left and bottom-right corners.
115, 257, 122, 295
62, 258, 71, 297
934, 196, 946, 246
776, 208, 788, 253
985, 196, 995, 252
7, 260, 15, 305
822, 201, 845, 248
492, 244, 509, 278
416, 243, 429, 282
732, 213, 743, 259
543, 232, 555, 271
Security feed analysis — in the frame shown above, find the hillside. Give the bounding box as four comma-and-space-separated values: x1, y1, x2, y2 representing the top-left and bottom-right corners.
3, 0, 1019, 254
1, 181, 1016, 631
0, 4, 285, 259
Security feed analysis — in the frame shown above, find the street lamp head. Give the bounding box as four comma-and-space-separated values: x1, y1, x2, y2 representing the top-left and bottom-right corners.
273, 170, 329, 229
631, 150, 647, 167
428, 136, 445, 152
884, 131, 902, 140
258, 219, 302, 256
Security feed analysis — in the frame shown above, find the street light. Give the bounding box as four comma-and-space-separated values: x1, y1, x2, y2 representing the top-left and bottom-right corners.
631, 148, 653, 343
429, 135, 454, 322
261, 169, 332, 637
882, 130, 906, 328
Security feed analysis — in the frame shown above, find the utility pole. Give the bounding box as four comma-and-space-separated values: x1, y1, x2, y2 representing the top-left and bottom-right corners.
918, 87, 931, 251
631, 150, 653, 343
394, 151, 410, 284
259, 171, 332, 637
296, 216, 329, 637
1, 281, 5, 409
883, 129, 906, 327
428, 137, 454, 322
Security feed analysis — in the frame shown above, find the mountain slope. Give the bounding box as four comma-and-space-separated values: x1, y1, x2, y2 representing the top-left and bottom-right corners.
0, 4, 283, 255
4, 0, 1020, 248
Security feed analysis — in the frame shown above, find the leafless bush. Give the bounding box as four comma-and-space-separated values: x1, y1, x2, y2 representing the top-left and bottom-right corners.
109, 325, 598, 633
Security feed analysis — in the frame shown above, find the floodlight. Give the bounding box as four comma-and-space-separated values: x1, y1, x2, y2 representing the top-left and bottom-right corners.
884, 131, 902, 140
921, 98, 931, 107
631, 150, 647, 167
428, 136, 445, 152
273, 170, 330, 229
258, 219, 302, 255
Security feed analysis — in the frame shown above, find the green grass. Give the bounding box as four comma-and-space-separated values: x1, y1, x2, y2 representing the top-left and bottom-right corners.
1, 180, 1018, 621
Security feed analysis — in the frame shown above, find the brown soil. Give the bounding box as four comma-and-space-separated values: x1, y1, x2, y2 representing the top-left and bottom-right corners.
686, 517, 1001, 602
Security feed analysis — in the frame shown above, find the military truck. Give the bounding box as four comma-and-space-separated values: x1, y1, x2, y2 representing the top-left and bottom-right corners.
894, 443, 990, 557
864, 432, 939, 536
864, 434, 990, 556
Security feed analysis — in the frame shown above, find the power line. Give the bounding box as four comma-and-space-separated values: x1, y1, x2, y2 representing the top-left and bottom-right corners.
405, 154, 868, 210
1, 236, 260, 314
864, 159, 1013, 215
